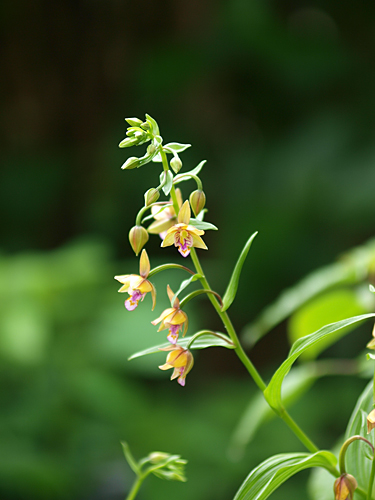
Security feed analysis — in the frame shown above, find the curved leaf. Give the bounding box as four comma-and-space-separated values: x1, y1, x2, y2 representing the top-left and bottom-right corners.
264, 314, 375, 411
344, 380, 375, 493
190, 218, 218, 231
173, 160, 206, 184
128, 332, 235, 360
160, 170, 174, 196
233, 451, 337, 500
171, 273, 203, 305
221, 232, 258, 312
164, 142, 191, 153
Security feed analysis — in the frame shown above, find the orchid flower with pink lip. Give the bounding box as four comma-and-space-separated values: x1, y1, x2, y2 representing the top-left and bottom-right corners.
161, 200, 207, 257
114, 249, 156, 311
151, 285, 188, 344
147, 188, 183, 239
159, 345, 194, 387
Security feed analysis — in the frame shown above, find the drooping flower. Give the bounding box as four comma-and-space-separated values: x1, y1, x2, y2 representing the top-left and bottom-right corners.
334, 474, 357, 500
367, 409, 375, 434
161, 200, 207, 257
159, 345, 194, 386
147, 188, 183, 239
114, 249, 156, 311
151, 285, 188, 344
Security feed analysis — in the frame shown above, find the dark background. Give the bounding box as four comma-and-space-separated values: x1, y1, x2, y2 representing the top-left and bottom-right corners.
1, 1, 374, 499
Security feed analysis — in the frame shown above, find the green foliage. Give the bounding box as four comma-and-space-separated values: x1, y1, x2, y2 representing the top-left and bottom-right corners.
233, 451, 337, 500
128, 332, 235, 360
264, 314, 375, 412
221, 232, 258, 312
288, 289, 367, 360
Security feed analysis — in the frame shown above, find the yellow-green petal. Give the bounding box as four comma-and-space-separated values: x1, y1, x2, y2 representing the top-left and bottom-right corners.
178, 200, 191, 225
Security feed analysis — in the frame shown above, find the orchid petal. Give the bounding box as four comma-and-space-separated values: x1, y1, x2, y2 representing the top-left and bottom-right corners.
139, 249, 150, 277
178, 200, 191, 225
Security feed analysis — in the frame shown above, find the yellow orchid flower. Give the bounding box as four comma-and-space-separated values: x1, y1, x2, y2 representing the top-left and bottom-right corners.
114, 249, 156, 311
147, 188, 183, 239
161, 200, 207, 257
159, 345, 194, 387
151, 285, 188, 344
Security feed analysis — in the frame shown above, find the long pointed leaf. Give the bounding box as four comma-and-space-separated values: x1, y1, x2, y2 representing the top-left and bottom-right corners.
233, 451, 337, 500
264, 314, 375, 411
221, 232, 258, 312
128, 333, 235, 360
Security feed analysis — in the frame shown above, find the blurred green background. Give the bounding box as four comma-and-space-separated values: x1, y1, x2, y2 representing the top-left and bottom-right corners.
1, 1, 375, 499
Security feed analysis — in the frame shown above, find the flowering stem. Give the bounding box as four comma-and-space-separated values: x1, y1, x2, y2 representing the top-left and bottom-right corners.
125, 475, 144, 500
173, 173, 203, 190
339, 436, 374, 474
149, 263, 196, 278
188, 247, 323, 455
186, 330, 235, 350
180, 289, 223, 308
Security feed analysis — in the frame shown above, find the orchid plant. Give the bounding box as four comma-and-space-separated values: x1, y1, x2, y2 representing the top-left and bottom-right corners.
115, 114, 375, 500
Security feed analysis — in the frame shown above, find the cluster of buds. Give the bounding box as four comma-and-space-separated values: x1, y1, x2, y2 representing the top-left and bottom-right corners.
114, 114, 216, 386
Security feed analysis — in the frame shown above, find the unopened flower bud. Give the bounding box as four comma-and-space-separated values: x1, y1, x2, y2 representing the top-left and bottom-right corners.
129, 226, 149, 255
119, 137, 139, 148
121, 157, 140, 170
334, 474, 357, 500
189, 189, 206, 217
125, 117, 143, 127
367, 409, 375, 433
170, 156, 182, 174
141, 121, 151, 131
148, 452, 170, 464
144, 188, 160, 206
147, 143, 156, 155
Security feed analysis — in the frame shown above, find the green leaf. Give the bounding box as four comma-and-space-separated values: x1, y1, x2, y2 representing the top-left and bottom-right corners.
233, 451, 337, 500
189, 218, 218, 231
288, 289, 367, 360
173, 160, 206, 183
229, 363, 323, 460
145, 113, 160, 136
121, 442, 140, 475
264, 314, 375, 411
370, 284, 375, 294
221, 232, 258, 312
160, 170, 174, 196
128, 333, 235, 360
172, 274, 203, 305
242, 238, 375, 348
344, 380, 375, 494
164, 142, 191, 153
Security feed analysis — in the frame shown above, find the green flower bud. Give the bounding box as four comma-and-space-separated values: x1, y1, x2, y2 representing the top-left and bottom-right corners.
141, 121, 151, 131
129, 225, 149, 256
121, 157, 140, 170
144, 188, 160, 206
125, 117, 143, 127
189, 189, 206, 217
334, 474, 357, 500
148, 452, 170, 464
147, 143, 156, 155
119, 137, 139, 148
170, 155, 182, 174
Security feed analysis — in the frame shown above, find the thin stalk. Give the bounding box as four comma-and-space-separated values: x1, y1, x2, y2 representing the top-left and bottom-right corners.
189, 247, 321, 455
125, 475, 144, 500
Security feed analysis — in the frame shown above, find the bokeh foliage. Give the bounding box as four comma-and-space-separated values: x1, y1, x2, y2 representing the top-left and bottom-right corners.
1, 0, 375, 498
